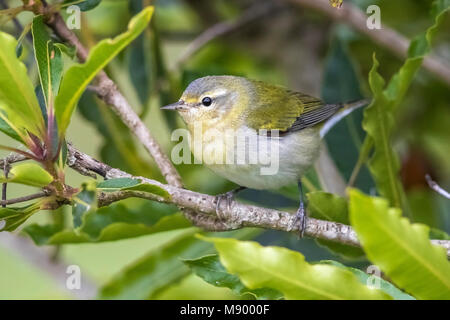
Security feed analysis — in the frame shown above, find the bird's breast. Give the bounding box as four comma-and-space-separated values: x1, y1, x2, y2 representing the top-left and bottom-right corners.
187, 125, 321, 189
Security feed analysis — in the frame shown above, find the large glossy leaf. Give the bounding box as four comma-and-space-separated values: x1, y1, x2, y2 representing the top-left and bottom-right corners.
349, 189, 450, 299
54, 7, 154, 135
321, 260, 414, 300
24, 201, 187, 245
0, 163, 53, 187
99, 229, 260, 299
184, 254, 283, 300
200, 236, 391, 300
307, 191, 364, 258
0, 31, 45, 139
32, 15, 63, 108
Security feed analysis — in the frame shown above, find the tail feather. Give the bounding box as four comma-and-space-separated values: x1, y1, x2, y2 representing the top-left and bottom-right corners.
319, 99, 370, 138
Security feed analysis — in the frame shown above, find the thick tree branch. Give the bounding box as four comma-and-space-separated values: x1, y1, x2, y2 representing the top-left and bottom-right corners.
285, 0, 450, 86
65, 145, 450, 257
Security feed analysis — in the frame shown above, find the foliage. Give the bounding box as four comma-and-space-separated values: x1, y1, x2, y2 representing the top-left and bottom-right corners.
198, 235, 391, 300
55, 7, 154, 136
307, 191, 364, 258
362, 0, 450, 209
99, 229, 260, 299
0, 32, 44, 141
0, 0, 448, 300
184, 254, 283, 300
321, 260, 414, 300
349, 189, 450, 300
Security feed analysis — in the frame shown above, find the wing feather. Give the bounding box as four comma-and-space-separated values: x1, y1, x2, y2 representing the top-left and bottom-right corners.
245, 80, 342, 133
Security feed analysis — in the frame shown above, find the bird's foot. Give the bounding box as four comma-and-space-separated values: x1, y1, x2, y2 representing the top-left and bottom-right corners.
288, 201, 307, 237
215, 187, 246, 220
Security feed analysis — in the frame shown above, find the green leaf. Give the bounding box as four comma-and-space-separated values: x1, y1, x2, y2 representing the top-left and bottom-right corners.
430, 228, 450, 240
54, 43, 76, 59
32, 15, 63, 108
54, 7, 154, 136
0, 204, 42, 231
184, 254, 283, 300
127, 33, 150, 105
200, 236, 391, 300
307, 191, 364, 258
72, 181, 97, 228
63, 0, 102, 11
362, 1, 450, 208
321, 260, 415, 300
0, 163, 53, 187
362, 55, 404, 208
15, 22, 31, 58
407, 0, 450, 58
99, 228, 259, 299
308, 191, 349, 224
0, 31, 45, 139
97, 177, 170, 199
24, 201, 188, 244
349, 189, 450, 300
97, 177, 140, 190
0, 116, 24, 143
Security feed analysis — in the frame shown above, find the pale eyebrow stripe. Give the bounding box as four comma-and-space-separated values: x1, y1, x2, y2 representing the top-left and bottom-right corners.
202, 88, 228, 99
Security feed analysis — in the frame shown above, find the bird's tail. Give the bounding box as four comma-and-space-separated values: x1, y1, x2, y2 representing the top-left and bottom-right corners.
319, 99, 370, 138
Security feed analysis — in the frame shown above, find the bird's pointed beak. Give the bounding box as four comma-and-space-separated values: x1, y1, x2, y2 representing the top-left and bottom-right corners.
160, 100, 186, 111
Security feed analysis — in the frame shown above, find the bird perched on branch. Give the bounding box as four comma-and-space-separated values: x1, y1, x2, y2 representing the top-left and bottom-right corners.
162, 76, 368, 235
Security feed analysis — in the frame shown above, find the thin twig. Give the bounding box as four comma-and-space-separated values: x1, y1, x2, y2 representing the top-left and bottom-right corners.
172, 1, 282, 70
0, 153, 27, 166
0, 0, 30, 40
1, 153, 28, 207
426, 174, 450, 199
2, 155, 10, 207
0, 191, 50, 206
285, 0, 450, 86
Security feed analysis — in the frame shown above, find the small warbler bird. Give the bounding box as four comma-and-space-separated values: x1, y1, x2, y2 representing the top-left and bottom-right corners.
162, 76, 368, 235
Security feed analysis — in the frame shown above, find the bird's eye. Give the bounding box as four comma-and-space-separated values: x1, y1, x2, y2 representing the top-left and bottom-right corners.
201, 97, 212, 106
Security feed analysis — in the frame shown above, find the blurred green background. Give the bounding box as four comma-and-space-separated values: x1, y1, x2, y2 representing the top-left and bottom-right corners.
0, 0, 448, 299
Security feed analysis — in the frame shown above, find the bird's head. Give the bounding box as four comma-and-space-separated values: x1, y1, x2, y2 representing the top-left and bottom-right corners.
161, 76, 251, 130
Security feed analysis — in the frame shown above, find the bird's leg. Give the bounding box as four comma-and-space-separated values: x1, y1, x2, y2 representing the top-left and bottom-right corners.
215, 186, 247, 220
288, 181, 307, 237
